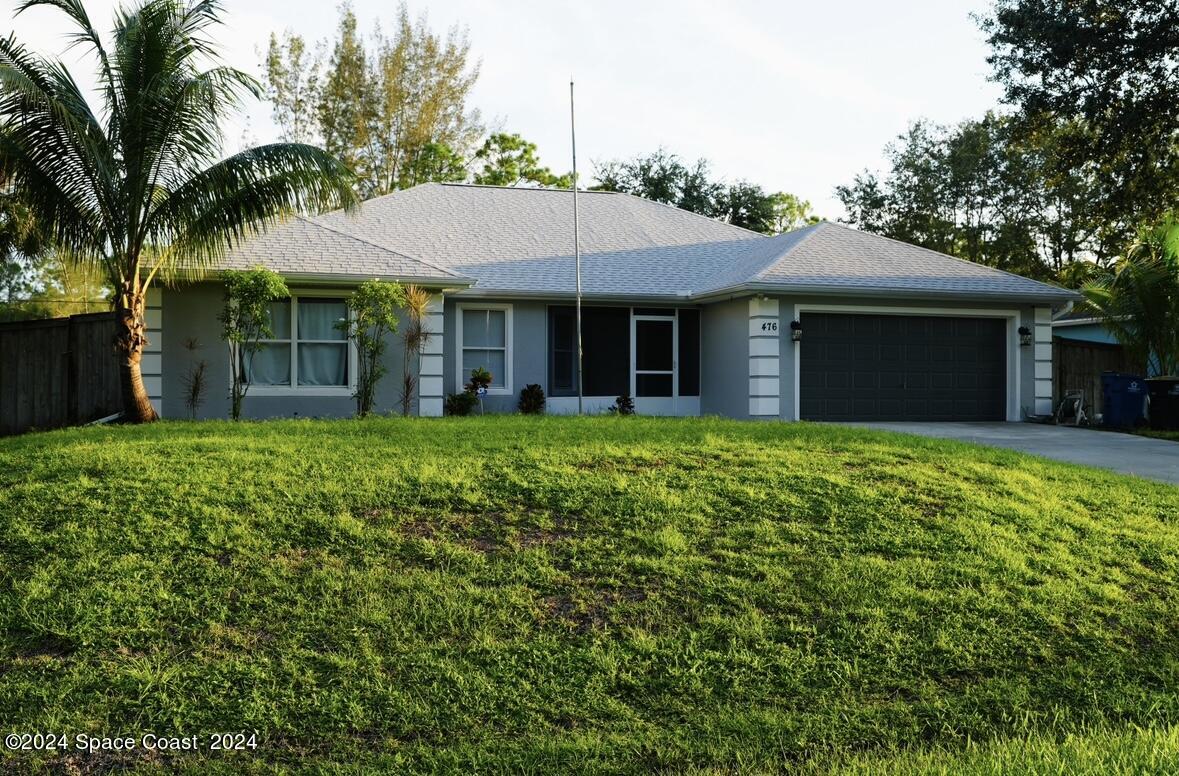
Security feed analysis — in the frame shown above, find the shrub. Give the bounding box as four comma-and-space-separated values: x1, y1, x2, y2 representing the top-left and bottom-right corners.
447, 367, 495, 416
219, 267, 289, 420
1082, 217, 1179, 376
609, 393, 636, 415
182, 362, 207, 420
518, 384, 546, 414
338, 280, 405, 417
180, 337, 207, 420
466, 366, 493, 393
444, 391, 478, 416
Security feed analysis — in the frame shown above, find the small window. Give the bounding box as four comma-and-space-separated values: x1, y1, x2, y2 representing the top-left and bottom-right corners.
242, 297, 349, 389
297, 298, 348, 386
246, 300, 292, 386
459, 305, 512, 392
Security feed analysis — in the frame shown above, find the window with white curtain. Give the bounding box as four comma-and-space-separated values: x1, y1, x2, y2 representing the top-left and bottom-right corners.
245, 296, 350, 389
458, 304, 511, 392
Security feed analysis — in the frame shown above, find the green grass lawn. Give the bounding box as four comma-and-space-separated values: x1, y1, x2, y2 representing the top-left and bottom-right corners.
2, 417, 1178, 774
1136, 428, 1179, 443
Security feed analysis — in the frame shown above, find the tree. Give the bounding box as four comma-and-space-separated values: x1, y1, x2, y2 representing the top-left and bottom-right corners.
769, 192, 821, 234
263, 30, 320, 144
1082, 218, 1179, 377
979, 1, 1179, 253
219, 268, 289, 421
402, 142, 467, 186
368, 4, 483, 193
835, 115, 1102, 279
316, 4, 370, 186
593, 149, 804, 235
471, 133, 570, 188
0, 190, 45, 315
718, 181, 777, 233
339, 279, 404, 417
594, 149, 700, 207
0, 0, 356, 423
268, 2, 486, 197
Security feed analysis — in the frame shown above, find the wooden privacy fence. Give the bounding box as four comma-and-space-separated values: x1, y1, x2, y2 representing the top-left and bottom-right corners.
0, 312, 121, 436
1053, 336, 1141, 416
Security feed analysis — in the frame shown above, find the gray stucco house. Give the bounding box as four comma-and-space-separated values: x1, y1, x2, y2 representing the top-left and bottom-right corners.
153, 183, 1077, 421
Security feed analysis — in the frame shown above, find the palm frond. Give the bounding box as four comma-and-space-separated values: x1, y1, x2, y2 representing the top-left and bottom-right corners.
0, 36, 114, 262
3, 0, 358, 294
145, 143, 357, 282
16, 0, 123, 127
1082, 220, 1179, 375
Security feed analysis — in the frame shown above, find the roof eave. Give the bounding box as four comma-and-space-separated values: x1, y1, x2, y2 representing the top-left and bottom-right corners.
452, 287, 695, 304
688, 281, 1084, 305
269, 271, 473, 288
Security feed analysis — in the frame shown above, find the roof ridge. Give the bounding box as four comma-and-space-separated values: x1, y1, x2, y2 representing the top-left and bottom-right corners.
297, 215, 465, 279
749, 222, 828, 281
436, 182, 618, 193
609, 189, 770, 239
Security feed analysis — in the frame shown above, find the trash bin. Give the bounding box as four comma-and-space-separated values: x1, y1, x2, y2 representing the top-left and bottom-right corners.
1101, 372, 1147, 428
1146, 377, 1179, 431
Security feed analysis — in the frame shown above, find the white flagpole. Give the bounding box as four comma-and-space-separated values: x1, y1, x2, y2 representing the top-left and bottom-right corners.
570, 79, 584, 415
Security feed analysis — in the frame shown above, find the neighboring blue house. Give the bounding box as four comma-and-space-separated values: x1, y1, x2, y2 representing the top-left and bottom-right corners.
156, 183, 1079, 421
1052, 313, 1119, 346
1053, 312, 1162, 378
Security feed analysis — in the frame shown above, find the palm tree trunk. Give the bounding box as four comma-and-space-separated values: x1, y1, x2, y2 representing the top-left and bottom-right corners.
116, 279, 159, 423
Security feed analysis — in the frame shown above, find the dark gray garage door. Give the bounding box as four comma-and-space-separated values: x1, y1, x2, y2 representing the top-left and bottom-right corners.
800, 313, 1007, 421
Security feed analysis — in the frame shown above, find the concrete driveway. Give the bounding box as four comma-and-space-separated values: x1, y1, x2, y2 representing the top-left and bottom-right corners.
851, 422, 1179, 485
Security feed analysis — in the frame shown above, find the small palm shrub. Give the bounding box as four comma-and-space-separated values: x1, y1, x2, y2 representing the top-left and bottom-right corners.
466, 367, 493, 393
518, 384, 545, 414
609, 393, 636, 415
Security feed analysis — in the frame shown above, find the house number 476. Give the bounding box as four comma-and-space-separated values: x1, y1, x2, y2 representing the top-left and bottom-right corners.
761, 321, 778, 332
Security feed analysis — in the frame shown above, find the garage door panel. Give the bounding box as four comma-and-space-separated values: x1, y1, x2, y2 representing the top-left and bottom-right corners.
956, 344, 980, 362
930, 371, 955, 390
827, 343, 852, 361
853, 371, 878, 389
930, 344, 953, 362
903, 372, 928, 390
800, 312, 1006, 421
982, 371, 1005, 390
827, 317, 853, 335
824, 371, 849, 389
955, 399, 983, 415
956, 372, 979, 389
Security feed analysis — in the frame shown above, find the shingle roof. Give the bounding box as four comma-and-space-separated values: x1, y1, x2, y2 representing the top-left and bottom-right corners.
696, 221, 1077, 300
308, 183, 761, 295
219, 183, 1077, 302
218, 215, 466, 282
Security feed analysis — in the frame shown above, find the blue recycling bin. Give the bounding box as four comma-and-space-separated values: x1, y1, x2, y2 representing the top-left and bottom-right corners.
1101, 372, 1147, 427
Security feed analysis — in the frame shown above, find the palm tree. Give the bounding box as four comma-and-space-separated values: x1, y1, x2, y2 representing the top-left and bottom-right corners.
1082, 218, 1179, 376
0, 0, 356, 422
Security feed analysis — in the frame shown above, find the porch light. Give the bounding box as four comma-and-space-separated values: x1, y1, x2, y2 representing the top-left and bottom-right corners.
790, 320, 803, 342
1018, 326, 1032, 347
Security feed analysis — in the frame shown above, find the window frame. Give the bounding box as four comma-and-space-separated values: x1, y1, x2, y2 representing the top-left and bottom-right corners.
240, 290, 358, 398
456, 303, 514, 395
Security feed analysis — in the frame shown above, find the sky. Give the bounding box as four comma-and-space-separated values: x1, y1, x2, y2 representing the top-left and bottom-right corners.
7, 0, 1005, 218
